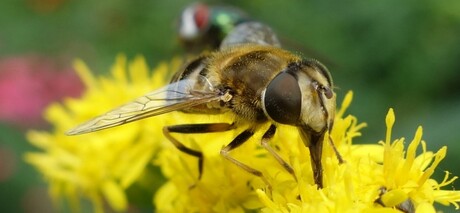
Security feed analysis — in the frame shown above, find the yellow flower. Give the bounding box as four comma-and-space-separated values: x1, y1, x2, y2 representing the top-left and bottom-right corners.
26, 56, 460, 212
254, 108, 460, 213
375, 109, 460, 212
25, 55, 181, 213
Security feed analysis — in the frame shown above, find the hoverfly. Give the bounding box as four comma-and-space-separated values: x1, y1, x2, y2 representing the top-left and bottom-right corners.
67, 21, 341, 189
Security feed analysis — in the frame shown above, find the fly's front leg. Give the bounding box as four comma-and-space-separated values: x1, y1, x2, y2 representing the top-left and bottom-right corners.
328, 134, 345, 164
163, 123, 234, 180
260, 124, 297, 182
220, 129, 272, 192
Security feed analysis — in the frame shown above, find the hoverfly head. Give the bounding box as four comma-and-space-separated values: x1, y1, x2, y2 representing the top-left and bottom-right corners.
262, 59, 335, 134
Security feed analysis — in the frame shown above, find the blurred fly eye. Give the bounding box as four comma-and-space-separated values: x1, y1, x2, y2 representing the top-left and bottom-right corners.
263, 72, 302, 125
193, 4, 209, 30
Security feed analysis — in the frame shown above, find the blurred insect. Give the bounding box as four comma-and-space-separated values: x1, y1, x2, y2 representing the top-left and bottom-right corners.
177, 2, 250, 53
67, 19, 341, 189
375, 187, 415, 213
177, 2, 335, 66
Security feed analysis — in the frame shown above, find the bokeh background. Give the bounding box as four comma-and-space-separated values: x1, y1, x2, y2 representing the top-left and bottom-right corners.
1, 0, 459, 212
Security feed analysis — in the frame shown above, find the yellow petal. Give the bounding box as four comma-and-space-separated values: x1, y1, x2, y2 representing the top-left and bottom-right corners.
129, 55, 149, 84
433, 189, 460, 208
415, 202, 435, 213
26, 131, 51, 149
380, 189, 409, 208
402, 126, 423, 175
120, 142, 155, 188
73, 59, 96, 90
256, 189, 279, 210
336, 91, 353, 118
101, 180, 127, 211
385, 108, 395, 146
418, 147, 446, 185
111, 54, 128, 84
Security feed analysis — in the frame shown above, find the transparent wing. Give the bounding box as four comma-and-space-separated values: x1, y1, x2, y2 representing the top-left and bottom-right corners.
66, 77, 221, 135
220, 21, 281, 49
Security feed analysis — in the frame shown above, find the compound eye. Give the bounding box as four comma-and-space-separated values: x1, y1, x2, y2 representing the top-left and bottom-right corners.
263, 72, 302, 125
193, 3, 209, 30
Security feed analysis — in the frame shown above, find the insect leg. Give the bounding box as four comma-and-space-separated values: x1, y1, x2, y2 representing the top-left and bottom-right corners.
163, 123, 234, 180
328, 135, 345, 164
220, 129, 271, 189
260, 124, 297, 181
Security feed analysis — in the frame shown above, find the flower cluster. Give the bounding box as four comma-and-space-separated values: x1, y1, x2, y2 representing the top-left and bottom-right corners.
25, 55, 181, 212
26, 56, 460, 212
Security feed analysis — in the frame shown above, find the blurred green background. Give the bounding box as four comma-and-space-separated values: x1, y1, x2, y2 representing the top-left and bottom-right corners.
1, 0, 459, 212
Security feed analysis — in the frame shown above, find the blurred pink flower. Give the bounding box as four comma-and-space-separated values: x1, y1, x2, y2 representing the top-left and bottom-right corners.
0, 56, 83, 128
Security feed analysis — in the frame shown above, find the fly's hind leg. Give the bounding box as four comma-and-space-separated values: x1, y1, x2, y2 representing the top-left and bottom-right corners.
163, 123, 234, 180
